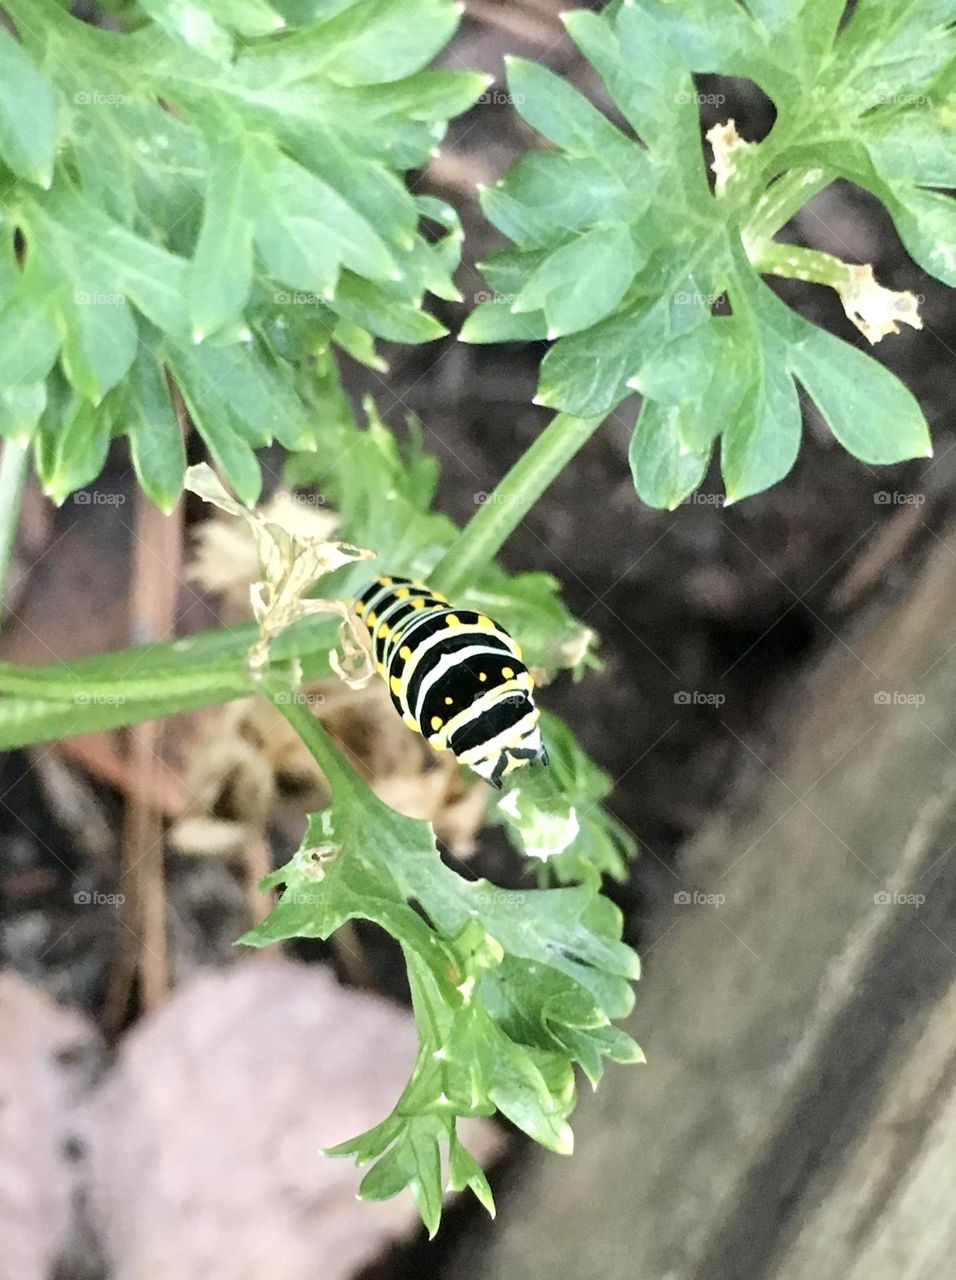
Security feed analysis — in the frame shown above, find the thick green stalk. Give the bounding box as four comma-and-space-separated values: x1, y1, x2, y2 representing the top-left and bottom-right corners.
0, 437, 29, 635
0, 619, 340, 749
267, 681, 362, 801
431, 413, 604, 598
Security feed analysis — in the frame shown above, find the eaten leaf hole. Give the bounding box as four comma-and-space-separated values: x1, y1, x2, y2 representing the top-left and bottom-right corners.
700, 75, 776, 194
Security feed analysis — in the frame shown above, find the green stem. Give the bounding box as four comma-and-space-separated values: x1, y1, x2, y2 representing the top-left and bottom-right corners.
0, 436, 29, 635
430, 412, 604, 598
743, 165, 835, 248
747, 240, 859, 290
266, 681, 364, 800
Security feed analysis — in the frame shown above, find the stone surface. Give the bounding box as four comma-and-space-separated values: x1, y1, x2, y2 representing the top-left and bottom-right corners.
88, 958, 503, 1280
0, 971, 101, 1280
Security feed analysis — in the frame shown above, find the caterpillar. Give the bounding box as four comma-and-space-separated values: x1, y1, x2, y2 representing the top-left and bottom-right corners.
355, 575, 548, 788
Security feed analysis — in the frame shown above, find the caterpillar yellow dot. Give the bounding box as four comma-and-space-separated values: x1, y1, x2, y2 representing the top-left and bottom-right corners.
479, 671, 488, 682
412, 597, 425, 609
444, 696, 453, 706
430, 716, 443, 731
396, 587, 410, 598
390, 675, 402, 695
400, 645, 412, 661
477, 615, 493, 630
502, 666, 514, 679
367, 612, 377, 626
445, 614, 461, 627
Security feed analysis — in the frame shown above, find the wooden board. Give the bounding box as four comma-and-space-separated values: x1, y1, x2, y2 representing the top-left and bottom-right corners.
457, 524, 956, 1280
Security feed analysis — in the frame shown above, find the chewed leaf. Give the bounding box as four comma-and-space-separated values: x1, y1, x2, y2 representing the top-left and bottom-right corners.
240, 722, 640, 1234
707, 119, 757, 196
497, 772, 580, 863
496, 710, 637, 885
184, 463, 373, 674
837, 264, 923, 345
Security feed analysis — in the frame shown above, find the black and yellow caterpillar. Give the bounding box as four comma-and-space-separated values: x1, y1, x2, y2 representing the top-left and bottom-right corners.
355, 575, 548, 788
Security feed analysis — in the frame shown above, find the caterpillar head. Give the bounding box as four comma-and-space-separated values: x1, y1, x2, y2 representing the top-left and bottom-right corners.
466, 719, 549, 789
